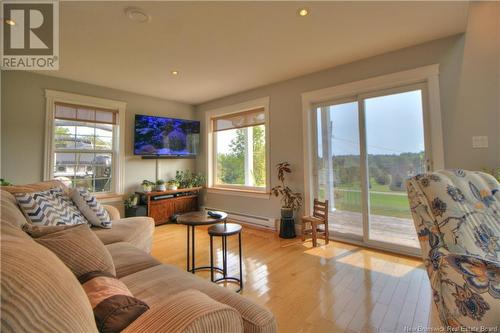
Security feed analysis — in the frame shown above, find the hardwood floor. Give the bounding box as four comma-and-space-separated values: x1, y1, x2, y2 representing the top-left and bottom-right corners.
151, 223, 439, 333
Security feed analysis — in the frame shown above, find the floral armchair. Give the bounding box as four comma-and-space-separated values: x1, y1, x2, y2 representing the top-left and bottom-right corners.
406, 170, 499, 330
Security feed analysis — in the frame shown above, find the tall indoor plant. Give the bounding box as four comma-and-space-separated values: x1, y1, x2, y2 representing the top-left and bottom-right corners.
271, 162, 303, 219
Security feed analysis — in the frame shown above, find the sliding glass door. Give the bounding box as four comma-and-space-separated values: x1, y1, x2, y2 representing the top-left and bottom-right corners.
314, 101, 363, 239
313, 84, 430, 253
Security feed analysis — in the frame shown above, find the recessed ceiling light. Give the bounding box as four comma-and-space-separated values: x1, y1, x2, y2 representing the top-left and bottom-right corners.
171, 70, 179, 76
298, 8, 309, 17
124, 7, 151, 23
5, 19, 15, 26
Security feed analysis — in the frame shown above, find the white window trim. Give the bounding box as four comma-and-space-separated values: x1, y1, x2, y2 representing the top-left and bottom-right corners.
205, 96, 271, 198
44, 89, 127, 195
301, 64, 444, 216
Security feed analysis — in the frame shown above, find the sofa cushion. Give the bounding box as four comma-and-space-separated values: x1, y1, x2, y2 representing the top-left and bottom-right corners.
106, 242, 161, 278
79, 271, 149, 333
15, 187, 88, 226
0, 190, 29, 228
71, 188, 112, 228
123, 289, 243, 333
93, 217, 155, 253
29, 224, 116, 277
120, 264, 276, 333
1, 224, 98, 333
1, 179, 68, 195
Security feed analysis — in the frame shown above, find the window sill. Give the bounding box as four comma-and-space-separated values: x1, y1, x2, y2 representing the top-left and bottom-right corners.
95, 193, 124, 203
207, 187, 271, 199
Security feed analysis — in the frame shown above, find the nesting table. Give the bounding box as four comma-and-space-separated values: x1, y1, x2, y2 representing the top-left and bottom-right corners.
177, 211, 228, 274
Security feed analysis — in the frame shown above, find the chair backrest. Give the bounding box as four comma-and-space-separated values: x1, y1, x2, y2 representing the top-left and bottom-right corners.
312, 199, 329, 222
406, 169, 499, 260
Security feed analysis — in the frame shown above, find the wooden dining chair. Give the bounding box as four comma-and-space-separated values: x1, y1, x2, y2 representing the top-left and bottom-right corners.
301, 199, 329, 247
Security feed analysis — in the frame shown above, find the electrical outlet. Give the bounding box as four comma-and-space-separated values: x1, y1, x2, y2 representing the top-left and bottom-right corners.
472, 136, 488, 148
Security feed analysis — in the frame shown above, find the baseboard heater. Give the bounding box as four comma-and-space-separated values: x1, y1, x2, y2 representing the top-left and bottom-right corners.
202, 207, 277, 231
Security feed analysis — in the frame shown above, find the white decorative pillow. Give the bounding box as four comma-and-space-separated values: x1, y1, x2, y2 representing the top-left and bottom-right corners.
15, 187, 88, 226
71, 188, 112, 229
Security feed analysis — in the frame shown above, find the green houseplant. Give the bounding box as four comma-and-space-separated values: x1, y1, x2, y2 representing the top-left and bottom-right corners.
141, 180, 154, 193
167, 179, 179, 190
174, 170, 205, 189
271, 162, 303, 218
124, 194, 139, 208
156, 179, 166, 192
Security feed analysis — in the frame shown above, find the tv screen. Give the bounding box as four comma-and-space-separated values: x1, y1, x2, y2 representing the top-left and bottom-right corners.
134, 115, 200, 156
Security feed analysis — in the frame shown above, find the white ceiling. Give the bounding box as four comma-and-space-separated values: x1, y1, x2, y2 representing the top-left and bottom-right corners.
45, 1, 469, 105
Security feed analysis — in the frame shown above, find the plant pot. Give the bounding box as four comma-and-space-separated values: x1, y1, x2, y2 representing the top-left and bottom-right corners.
167, 185, 178, 190
281, 207, 293, 219
129, 196, 138, 206
279, 217, 296, 238
125, 205, 147, 218
156, 184, 166, 192
142, 185, 152, 193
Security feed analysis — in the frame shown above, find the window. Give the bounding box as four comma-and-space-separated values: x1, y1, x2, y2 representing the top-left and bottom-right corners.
207, 97, 270, 194
45, 90, 126, 195
53, 103, 116, 192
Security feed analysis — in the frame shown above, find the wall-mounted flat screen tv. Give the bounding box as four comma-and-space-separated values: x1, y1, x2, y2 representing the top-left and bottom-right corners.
134, 115, 200, 156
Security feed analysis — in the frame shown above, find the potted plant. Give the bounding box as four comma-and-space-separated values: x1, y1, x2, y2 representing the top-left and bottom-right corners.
175, 170, 187, 188
191, 173, 206, 188
124, 194, 139, 208
124, 193, 147, 218
271, 162, 303, 219
156, 179, 166, 192
141, 180, 154, 193
167, 179, 178, 190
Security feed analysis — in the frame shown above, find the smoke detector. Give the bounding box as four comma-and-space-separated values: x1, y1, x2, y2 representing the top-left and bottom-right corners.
125, 7, 151, 23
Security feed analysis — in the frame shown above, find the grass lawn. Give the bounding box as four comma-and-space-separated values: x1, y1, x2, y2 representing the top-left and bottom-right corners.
333, 188, 411, 219
336, 178, 403, 193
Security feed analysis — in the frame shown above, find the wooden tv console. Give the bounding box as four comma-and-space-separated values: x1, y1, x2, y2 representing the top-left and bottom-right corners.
136, 187, 201, 226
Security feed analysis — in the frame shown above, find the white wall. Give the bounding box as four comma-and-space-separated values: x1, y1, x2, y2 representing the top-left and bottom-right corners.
1, 71, 195, 193
445, 1, 500, 168
195, 2, 499, 219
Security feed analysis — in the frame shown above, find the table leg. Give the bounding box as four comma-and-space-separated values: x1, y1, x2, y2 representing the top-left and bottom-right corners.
191, 225, 195, 274
186, 225, 190, 271
222, 235, 227, 278
239, 232, 243, 291
210, 235, 214, 282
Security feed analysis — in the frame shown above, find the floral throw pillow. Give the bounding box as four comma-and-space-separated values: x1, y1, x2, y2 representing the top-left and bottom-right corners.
71, 188, 112, 229
15, 187, 88, 226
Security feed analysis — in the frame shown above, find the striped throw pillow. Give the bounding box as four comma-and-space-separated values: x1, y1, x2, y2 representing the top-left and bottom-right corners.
71, 188, 112, 228
25, 223, 116, 277
15, 187, 88, 226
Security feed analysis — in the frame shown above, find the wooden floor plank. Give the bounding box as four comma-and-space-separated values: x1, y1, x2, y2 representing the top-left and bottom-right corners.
151, 224, 436, 333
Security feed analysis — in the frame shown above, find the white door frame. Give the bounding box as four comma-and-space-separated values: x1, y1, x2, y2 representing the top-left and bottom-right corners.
301, 64, 444, 256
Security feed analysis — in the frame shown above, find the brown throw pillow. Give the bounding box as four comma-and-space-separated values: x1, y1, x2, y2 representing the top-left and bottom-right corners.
79, 271, 149, 333
24, 224, 116, 277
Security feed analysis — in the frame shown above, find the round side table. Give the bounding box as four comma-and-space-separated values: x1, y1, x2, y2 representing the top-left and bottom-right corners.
177, 211, 227, 274
208, 223, 243, 293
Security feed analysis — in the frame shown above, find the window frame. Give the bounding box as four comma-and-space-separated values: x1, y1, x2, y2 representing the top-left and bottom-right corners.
44, 90, 126, 196
205, 97, 270, 197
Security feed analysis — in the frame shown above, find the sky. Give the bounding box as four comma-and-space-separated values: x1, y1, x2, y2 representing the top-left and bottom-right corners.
317, 89, 425, 157
216, 129, 239, 155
